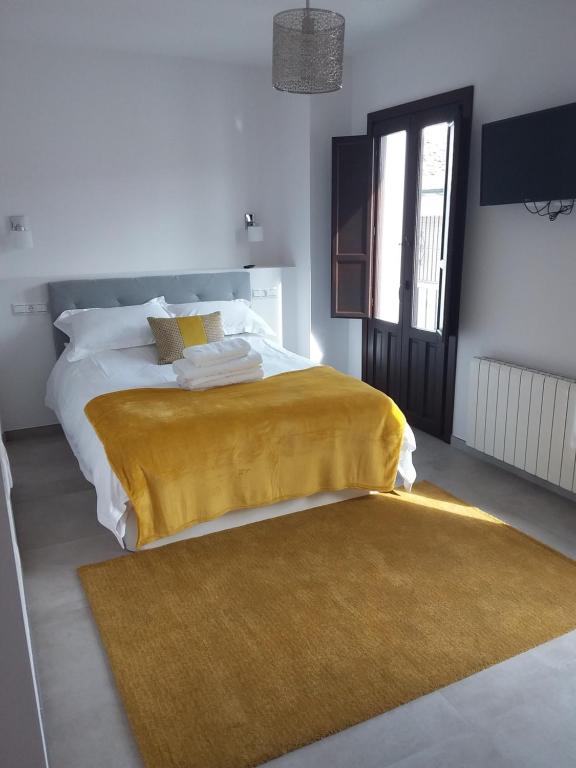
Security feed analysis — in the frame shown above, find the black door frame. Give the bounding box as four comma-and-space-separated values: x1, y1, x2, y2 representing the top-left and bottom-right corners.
362, 86, 474, 442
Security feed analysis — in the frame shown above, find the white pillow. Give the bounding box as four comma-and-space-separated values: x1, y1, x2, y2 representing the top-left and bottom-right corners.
166, 299, 275, 337
54, 296, 171, 361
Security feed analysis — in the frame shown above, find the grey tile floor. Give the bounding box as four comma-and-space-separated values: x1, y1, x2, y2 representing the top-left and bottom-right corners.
8, 430, 576, 768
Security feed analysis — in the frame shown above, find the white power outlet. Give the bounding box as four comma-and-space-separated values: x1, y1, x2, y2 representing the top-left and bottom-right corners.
12, 303, 49, 315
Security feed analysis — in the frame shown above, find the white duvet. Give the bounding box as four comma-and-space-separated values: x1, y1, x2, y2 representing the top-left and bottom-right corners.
46, 335, 416, 545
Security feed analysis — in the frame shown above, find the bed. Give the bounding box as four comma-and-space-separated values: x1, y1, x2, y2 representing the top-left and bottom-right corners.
45, 272, 416, 550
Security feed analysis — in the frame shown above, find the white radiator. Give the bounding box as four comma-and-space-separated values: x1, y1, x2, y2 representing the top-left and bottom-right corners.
467, 357, 576, 493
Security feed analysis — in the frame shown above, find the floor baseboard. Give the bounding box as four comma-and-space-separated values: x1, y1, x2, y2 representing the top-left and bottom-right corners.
4, 424, 63, 442
451, 435, 576, 504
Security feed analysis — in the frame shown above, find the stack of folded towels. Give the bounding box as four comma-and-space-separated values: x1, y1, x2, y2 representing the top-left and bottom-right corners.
173, 337, 264, 391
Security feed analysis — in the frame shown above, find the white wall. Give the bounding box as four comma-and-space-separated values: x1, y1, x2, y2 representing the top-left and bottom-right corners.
0, 44, 310, 429
311, 0, 576, 438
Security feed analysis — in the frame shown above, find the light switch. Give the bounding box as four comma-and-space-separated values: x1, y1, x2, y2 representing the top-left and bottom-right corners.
12, 303, 49, 315
252, 289, 267, 298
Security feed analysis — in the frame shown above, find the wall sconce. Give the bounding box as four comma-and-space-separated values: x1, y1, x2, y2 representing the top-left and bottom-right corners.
7, 216, 34, 250
245, 213, 264, 243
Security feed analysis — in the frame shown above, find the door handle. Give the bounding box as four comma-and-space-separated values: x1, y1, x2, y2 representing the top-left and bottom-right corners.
399, 280, 411, 301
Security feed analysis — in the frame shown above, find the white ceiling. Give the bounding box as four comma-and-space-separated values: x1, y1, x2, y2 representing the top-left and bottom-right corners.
0, 0, 434, 63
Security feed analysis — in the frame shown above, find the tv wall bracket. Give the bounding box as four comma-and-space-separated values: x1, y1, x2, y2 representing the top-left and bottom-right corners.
523, 198, 575, 221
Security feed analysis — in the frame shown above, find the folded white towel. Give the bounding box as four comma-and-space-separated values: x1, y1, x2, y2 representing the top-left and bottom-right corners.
176, 367, 263, 391
178, 362, 262, 387
183, 337, 252, 367
173, 350, 263, 381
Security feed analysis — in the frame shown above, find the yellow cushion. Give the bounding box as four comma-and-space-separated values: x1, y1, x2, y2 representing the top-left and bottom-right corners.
177, 316, 208, 347
147, 313, 224, 364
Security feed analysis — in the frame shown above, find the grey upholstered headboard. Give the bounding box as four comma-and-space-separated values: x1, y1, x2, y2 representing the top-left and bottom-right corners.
47, 272, 251, 355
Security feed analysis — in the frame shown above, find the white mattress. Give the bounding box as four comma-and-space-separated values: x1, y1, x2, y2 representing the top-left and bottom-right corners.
46, 335, 416, 546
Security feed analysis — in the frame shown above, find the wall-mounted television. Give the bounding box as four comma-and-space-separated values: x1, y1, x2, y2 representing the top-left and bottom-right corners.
480, 101, 576, 206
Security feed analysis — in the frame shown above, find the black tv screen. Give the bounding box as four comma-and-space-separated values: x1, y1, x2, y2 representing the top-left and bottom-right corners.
481, 101, 576, 205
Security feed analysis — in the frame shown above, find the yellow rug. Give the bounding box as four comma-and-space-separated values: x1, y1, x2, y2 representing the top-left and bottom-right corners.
79, 482, 576, 768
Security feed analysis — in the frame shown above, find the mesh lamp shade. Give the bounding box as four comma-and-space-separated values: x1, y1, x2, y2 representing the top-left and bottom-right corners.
273, 5, 345, 94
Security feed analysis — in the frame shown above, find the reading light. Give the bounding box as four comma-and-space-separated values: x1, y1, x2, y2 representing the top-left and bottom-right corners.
7, 215, 34, 250
245, 213, 264, 243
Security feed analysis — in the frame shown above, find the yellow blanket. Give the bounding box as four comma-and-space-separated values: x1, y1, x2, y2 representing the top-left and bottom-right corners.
84, 367, 406, 547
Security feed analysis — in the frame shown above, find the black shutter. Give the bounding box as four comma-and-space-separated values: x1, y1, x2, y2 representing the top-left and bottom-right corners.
331, 135, 374, 318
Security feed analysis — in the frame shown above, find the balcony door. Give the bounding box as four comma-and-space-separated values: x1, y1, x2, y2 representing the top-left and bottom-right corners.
332, 88, 473, 441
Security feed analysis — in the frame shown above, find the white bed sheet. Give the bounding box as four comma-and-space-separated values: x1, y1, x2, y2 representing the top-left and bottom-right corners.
46, 335, 416, 546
